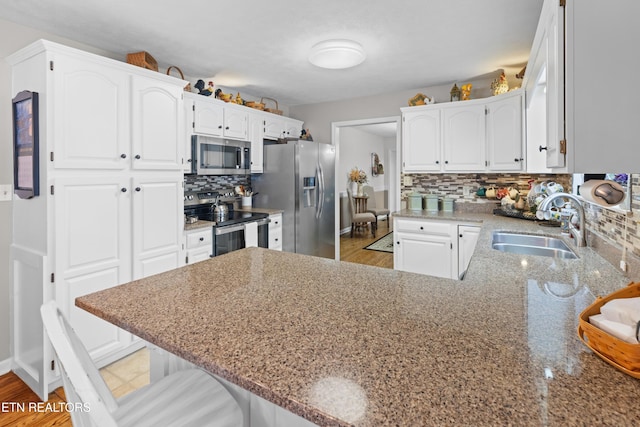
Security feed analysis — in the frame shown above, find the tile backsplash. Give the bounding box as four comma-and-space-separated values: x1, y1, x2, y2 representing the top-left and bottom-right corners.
401, 172, 572, 200
184, 174, 251, 192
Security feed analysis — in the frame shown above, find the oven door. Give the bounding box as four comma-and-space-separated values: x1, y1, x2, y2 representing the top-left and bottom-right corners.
213, 224, 245, 257
212, 219, 269, 257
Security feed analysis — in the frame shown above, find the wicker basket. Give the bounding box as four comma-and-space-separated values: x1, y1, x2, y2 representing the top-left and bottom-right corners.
245, 100, 265, 110
126, 51, 158, 71
166, 66, 191, 92
577, 282, 640, 378
261, 97, 282, 115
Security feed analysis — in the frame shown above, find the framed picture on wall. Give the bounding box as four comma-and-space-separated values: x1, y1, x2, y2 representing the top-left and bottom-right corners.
12, 90, 40, 199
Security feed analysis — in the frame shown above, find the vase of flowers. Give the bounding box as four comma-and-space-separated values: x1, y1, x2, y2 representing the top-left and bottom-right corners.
349, 167, 368, 196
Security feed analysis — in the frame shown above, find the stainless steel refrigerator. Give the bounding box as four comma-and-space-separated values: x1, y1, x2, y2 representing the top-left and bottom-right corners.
252, 140, 336, 259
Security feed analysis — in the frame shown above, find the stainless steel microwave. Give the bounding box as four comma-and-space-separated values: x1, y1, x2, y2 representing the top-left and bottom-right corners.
192, 135, 250, 175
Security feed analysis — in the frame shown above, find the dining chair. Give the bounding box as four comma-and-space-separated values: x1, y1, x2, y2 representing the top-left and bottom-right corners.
347, 188, 376, 237
363, 185, 390, 229
40, 301, 243, 427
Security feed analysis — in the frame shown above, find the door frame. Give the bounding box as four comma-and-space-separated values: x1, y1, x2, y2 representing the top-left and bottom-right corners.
331, 116, 401, 260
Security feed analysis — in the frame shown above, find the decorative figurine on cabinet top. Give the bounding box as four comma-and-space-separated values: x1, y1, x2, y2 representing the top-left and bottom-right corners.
194, 79, 213, 96
450, 84, 460, 102
461, 83, 472, 100
491, 72, 509, 95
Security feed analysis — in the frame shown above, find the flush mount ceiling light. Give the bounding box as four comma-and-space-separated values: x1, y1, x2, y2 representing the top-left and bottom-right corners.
308, 39, 366, 69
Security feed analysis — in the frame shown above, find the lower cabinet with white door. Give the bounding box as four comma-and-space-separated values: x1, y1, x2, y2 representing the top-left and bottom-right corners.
393, 216, 481, 280
458, 225, 481, 279
184, 226, 213, 264
393, 218, 456, 279
268, 213, 283, 251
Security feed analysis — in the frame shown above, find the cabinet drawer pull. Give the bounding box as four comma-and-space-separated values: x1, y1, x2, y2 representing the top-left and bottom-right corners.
539, 145, 548, 152
135, 187, 141, 192
135, 154, 141, 159
120, 153, 127, 159
121, 188, 127, 193
420, 226, 424, 230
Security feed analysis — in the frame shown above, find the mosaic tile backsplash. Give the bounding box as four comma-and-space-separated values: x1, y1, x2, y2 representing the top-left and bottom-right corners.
184, 174, 251, 193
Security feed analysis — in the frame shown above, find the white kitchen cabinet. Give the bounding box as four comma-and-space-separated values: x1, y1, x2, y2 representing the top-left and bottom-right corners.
458, 225, 480, 279
486, 91, 524, 171
189, 94, 248, 141
8, 40, 185, 400
184, 227, 213, 264
249, 112, 264, 173
131, 76, 184, 170
442, 104, 486, 171
393, 218, 455, 279
525, 0, 640, 172
400, 90, 523, 173
401, 109, 441, 172
51, 54, 129, 170
268, 213, 283, 251
263, 115, 303, 141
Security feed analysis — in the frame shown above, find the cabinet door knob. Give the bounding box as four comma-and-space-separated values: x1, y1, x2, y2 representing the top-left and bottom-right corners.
514, 158, 520, 162
135, 154, 141, 159
135, 187, 141, 192
539, 145, 548, 152
396, 241, 400, 245
199, 237, 204, 241
121, 188, 127, 193
120, 153, 127, 159
444, 160, 449, 164
225, 126, 230, 130
435, 160, 439, 164
275, 238, 279, 242
420, 226, 424, 230
218, 125, 223, 129
459, 234, 463, 238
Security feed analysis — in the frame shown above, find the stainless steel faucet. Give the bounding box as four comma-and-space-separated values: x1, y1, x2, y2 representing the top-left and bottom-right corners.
538, 193, 587, 247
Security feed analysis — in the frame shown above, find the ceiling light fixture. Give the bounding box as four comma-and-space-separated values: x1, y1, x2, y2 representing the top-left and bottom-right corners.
308, 39, 366, 69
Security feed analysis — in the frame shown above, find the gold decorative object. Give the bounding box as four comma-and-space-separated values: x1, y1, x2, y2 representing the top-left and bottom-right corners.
461, 83, 472, 100
450, 84, 460, 102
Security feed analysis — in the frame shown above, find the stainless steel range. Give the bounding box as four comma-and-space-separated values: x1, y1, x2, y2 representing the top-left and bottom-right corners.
184, 190, 269, 256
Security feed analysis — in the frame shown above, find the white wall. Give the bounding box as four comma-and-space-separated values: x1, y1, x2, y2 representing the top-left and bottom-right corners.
339, 127, 388, 193
0, 19, 119, 363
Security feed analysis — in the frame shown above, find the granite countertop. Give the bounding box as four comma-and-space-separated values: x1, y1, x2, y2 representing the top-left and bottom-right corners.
77, 212, 640, 426
184, 219, 214, 232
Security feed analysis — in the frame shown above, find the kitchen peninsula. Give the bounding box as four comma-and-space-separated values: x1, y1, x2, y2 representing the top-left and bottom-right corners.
76, 214, 640, 426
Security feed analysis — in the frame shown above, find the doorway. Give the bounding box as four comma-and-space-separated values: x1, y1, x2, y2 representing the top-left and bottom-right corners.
331, 116, 401, 263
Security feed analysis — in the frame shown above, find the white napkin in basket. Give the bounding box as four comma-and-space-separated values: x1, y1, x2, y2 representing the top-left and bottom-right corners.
589, 314, 639, 344
600, 297, 640, 327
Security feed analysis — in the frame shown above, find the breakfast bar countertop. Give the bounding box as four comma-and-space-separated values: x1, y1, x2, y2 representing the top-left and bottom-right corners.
76, 213, 640, 426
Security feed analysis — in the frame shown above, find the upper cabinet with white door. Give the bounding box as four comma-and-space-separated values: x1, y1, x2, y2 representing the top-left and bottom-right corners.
524, 0, 640, 173
263, 114, 303, 141
401, 89, 524, 173
50, 51, 183, 171
188, 93, 248, 141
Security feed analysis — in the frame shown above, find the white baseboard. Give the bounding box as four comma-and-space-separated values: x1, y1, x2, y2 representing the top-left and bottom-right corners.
0, 357, 13, 375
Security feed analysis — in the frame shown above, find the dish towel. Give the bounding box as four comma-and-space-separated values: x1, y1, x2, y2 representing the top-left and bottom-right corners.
245, 222, 258, 247
589, 314, 639, 344
600, 297, 640, 327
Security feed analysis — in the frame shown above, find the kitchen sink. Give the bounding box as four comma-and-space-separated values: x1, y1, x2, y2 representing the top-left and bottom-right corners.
491, 231, 578, 259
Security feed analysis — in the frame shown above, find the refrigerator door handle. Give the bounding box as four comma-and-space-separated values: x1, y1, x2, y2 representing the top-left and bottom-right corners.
316, 162, 324, 219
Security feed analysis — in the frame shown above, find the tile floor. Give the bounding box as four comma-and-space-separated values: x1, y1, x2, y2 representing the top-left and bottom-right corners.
99, 347, 150, 398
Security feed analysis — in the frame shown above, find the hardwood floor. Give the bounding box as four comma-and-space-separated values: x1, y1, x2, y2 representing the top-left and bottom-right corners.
0, 372, 71, 427
340, 218, 393, 269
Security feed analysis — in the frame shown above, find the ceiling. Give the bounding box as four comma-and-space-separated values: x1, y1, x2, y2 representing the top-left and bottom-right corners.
0, 0, 543, 107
